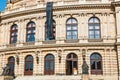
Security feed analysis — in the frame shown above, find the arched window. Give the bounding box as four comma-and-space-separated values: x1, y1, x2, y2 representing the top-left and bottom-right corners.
66, 18, 78, 40
24, 55, 33, 75
45, 20, 56, 40
8, 56, 15, 76
90, 53, 103, 75
26, 21, 36, 42
10, 24, 18, 44
88, 17, 101, 39
44, 54, 54, 75
66, 53, 78, 75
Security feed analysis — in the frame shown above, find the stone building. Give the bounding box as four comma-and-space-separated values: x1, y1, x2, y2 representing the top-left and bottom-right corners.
0, 0, 120, 80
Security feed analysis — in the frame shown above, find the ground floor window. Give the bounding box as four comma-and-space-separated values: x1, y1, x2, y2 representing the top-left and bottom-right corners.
66, 53, 78, 75
44, 54, 55, 75
90, 53, 103, 75
24, 55, 33, 75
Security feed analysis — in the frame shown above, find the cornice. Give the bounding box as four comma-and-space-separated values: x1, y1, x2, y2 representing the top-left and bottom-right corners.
111, 1, 120, 7
0, 43, 115, 52
1, 3, 112, 20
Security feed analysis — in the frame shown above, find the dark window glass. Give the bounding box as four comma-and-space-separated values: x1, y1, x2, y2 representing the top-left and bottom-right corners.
45, 20, 56, 40
88, 17, 101, 39
26, 21, 36, 42
44, 54, 54, 75
66, 18, 78, 40
24, 55, 33, 75
90, 53, 102, 75
8, 56, 15, 76
10, 24, 18, 44
66, 53, 78, 75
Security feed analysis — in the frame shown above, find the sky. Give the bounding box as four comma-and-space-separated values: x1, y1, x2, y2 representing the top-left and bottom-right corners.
0, 0, 7, 12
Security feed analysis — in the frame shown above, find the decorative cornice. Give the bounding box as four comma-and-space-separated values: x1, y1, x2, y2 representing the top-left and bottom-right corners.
1, 3, 112, 20
0, 43, 116, 52
111, 1, 120, 7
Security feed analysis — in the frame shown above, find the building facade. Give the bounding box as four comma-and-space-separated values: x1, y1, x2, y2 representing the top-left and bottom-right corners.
0, 0, 120, 80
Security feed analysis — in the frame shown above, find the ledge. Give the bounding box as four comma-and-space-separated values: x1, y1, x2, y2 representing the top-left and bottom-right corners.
23, 42, 35, 46
88, 39, 103, 42
42, 40, 56, 44
64, 39, 79, 43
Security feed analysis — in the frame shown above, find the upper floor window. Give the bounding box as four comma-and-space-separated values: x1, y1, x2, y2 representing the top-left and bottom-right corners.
10, 24, 18, 44
90, 53, 103, 75
66, 17, 78, 40
45, 20, 56, 40
26, 21, 36, 42
88, 17, 101, 39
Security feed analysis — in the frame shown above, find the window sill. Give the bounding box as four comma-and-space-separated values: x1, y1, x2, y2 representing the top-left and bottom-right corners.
23, 42, 35, 45
6, 43, 17, 47
42, 40, 56, 44
88, 39, 103, 42
64, 39, 79, 43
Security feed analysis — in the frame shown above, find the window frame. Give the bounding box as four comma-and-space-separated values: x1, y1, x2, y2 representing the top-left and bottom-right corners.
24, 55, 33, 75
45, 20, 56, 40
90, 53, 103, 75
8, 56, 15, 76
66, 17, 78, 40
44, 54, 55, 75
88, 17, 101, 39
10, 24, 18, 44
26, 21, 36, 42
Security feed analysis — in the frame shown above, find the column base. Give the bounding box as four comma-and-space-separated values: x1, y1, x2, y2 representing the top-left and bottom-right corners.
0, 76, 14, 80
82, 74, 89, 80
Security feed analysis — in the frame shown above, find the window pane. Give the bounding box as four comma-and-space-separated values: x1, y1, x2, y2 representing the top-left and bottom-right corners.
50, 61, 54, 70
97, 61, 102, 69
94, 18, 99, 23
30, 62, 33, 71
67, 19, 72, 24
72, 19, 77, 23
25, 62, 29, 71
89, 35, 94, 39
95, 24, 100, 29
72, 26, 77, 30
45, 62, 49, 70
89, 31, 94, 35
67, 35, 72, 39
89, 26, 94, 29
26, 56, 33, 61
73, 61, 77, 68
95, 54, 101, 59
67, 32, 72, 35
73, 35, 77, 39
89, 18, 94, 23
67, 26, 72, 30
72, 31, 77, 35
91, 61, 95, 69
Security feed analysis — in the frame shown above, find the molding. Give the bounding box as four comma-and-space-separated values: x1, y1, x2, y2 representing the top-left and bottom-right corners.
1, 3, 112, 20
0, 43, 116, 52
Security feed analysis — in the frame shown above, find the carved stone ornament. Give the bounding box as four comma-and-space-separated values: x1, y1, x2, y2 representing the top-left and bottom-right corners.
1, 64, 10, 76
82, 61, 89, 74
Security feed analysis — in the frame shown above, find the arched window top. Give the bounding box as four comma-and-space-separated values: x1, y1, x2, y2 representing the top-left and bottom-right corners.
67, 53, 78, 59
90, 53, 102, 60
8, 56, 15, 62
45, 19, 56, 24
27, 21, 36, 28
11, 24, 18, 30
66, 17, 78, 24
88, 17, 100, 23
45, 54, 54, 60
25, 55, 33, 61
